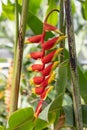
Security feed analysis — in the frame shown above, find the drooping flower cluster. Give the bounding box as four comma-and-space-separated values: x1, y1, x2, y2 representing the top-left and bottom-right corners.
25, 14, 66, 118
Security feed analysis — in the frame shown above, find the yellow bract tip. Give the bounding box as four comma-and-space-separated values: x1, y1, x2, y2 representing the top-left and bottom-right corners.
43, 86, 54, 100
52, 48, 63, 61
27, 66, 32, 71
48, 72, 56, 84
32, 88, 35, 93
24, 39, 31, 44
58, 35, 67, 42
26, 54, 31, 59
29, 79, 34, 85
55, 29, 63, 35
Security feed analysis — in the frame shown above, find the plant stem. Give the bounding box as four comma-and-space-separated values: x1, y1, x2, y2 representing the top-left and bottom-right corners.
64, 0, 83, 129
14, 0, 19, 62
10, 0, 29, 114
44, 9, 59, 23
59, 0, 65, 62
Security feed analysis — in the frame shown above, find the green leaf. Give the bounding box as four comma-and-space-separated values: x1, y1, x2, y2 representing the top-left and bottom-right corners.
2, 2, 15, 20
0, 126, 4, 130
63, 106, 75, 127
49, 60, 68, 126
27, 11, 54, 39
63, 105, 87, 127
81, 0, 87, 20
34, 118, 48, 130
28, 11, 43, 34
7, 107, 34, 130
39, 103, 52, 122
78, 64, 87, 103
29, 0, 42, 14
82, 105, 87, 127
71, 0, 76, 15
46, 0, 58, 25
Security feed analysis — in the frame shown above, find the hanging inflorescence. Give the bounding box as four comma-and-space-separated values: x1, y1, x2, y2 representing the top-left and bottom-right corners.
25, 9, 67, 118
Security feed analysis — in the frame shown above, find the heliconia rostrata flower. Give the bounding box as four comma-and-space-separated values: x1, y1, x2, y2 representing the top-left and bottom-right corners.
25, 10, 67, 118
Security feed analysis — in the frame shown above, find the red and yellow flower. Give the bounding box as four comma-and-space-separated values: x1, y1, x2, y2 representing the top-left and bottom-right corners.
25, 10, 66, 118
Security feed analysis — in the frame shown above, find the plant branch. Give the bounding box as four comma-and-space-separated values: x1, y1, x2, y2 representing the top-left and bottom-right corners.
64, 0, 83, 129
10, 0, 29, 114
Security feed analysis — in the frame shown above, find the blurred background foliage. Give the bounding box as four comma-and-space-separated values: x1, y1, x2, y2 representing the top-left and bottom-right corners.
0, 0, 87, 129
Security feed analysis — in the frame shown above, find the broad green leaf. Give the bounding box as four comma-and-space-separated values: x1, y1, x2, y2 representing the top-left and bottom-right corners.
56, 60, 68, 95
2, 2, 15, 20
81, 0, 87, 20
7, 107, 34, 130
39, 103, 52, 122
0, 126, 4, 130
49, 60, 68, 126
63, 105, 87, 127
46, 0, 58, 25
63, 106, 75, 127
71, 0, 76, 15
82, 105, 87, 127
49, 93, 63, 113
27, 11, 54, 38
18, 5, 54, 38
78, 64, 87, 103
34, 118, 48, 130
29, 0, 42, 14
28, 11, 43, 34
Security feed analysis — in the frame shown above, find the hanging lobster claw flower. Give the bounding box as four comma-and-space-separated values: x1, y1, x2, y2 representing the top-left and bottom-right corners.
35, 100, 43, 118
26, 51, 44, 60
42, 61, 59, 76
27, 64, 44, 71
25, 34, 42, 44
40, 86, 54, 100
42, 48, 63, 64
44, 23, 63, 35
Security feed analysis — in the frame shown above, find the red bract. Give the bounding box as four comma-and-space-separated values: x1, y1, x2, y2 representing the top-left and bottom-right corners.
33, 86, 45, 95
28, 64, 44, 71
42, 37, 59, 50
41, 48, 63, 64
41, 63, 53, 76
32, 76, 44, 85
42, 61, 59, 76
41, 50, 56, 64
35, 100, 43, 118
44, 23, 63, 35
25, 34, 42, 44
40, 86, 53, 100
27, 51, 44, 60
